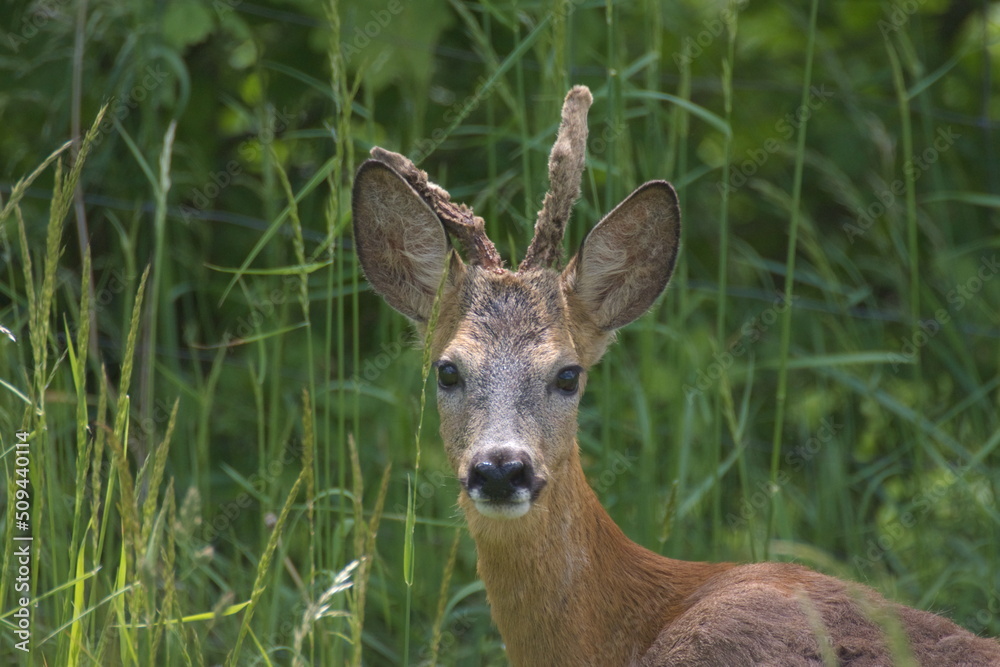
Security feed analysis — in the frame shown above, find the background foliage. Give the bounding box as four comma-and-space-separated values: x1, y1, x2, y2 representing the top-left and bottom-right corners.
1, 0, 999, 664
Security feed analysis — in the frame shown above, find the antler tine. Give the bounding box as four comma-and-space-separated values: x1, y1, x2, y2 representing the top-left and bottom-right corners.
518, 85, 593, 272
369, 147, 504, 272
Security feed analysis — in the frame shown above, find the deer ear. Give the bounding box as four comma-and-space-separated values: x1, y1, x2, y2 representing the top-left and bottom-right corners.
353, 160, 455, 322
563, 181, 681, 331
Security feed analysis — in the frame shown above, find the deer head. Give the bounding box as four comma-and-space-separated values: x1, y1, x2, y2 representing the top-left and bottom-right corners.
352, 86, 680, 524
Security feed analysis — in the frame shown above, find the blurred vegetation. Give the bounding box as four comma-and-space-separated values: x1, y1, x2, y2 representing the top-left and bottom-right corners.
1, 0, 999, 664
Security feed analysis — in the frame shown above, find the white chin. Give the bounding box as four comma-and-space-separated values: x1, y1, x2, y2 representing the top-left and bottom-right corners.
473, 500, 531, 519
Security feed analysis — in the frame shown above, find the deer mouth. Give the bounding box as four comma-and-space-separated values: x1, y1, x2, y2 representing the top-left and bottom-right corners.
469, 495, 533, 519
462, 447, 546, 519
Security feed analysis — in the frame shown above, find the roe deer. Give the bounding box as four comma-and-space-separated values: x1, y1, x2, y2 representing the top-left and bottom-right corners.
352, 86, 1000, 666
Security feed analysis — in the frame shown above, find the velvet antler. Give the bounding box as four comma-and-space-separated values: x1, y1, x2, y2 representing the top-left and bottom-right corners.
518, 85, 593, 271
369, 147, 504, 272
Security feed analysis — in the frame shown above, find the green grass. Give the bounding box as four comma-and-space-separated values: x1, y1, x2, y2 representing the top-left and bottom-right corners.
1, 1, 999, 665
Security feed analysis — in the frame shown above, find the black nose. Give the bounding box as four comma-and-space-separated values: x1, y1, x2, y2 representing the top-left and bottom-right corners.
467, 454, 532, 501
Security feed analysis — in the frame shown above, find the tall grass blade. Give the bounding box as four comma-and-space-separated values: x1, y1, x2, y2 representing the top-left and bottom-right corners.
0, 137, 66, 223
139, 399, 179, 550
766, 0, 820, 556
226, 463, 308, 665
427, 529, 462, 667
886, 39, 920, 369
711, 3, 739, 547
66, 536, 88, 667
352, 462, 391, 667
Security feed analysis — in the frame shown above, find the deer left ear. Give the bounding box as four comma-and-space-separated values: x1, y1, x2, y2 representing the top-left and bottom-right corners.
562, 180, 681, 331
352, 160, 455, 322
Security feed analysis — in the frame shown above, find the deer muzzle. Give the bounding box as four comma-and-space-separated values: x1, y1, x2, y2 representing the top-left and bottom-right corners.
463, 445, 546, 519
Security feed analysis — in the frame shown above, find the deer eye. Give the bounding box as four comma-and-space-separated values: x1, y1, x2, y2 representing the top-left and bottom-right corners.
554, 366, 581, 395
437, 362, 461, 390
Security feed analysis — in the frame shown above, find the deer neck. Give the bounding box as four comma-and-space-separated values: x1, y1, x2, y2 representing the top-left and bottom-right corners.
463, 444, 720, 666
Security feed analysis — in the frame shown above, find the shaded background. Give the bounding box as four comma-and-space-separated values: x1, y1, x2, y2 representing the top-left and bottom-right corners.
1, 0, 999, 664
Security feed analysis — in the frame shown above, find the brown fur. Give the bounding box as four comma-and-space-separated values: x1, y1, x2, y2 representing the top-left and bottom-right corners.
351, 86, 1000, 666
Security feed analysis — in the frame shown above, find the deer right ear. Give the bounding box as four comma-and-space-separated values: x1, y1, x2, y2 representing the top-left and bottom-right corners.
563, 180, 681, 331
352, 160, 454, 322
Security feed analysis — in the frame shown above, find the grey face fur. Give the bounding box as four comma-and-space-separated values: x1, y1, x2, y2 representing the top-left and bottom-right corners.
434, 268, 584, 519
